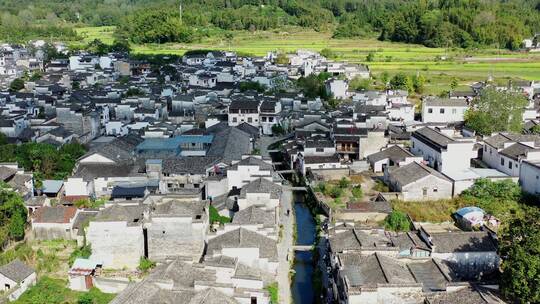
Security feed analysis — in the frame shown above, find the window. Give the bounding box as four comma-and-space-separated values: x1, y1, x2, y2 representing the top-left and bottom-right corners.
251, 297, 257, 304
232, 117, 237, 123
440, 108, 445, 114
269, 117, 274, 122
508, 161, 512, 169
194, 184, 200, 188
501, 158, 505, 166
422, 188, 428, 196
433, 187, 438, 193
428, 108, 433, 114
262, 117, 267, 122
452, 109, 457, 114
248, 117, 253, 123
316, 148, 324, 152
180, 183, 185, 188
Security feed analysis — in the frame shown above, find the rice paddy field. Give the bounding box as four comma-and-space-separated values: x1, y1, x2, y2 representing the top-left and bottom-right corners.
75, 26, 540, 94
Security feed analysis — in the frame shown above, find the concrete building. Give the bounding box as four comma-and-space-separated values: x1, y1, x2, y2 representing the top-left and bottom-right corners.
86, 204, 147, 270
385, 161, 453, 201
421, 98, 468, 123
411, 127, 476, 173
0, 260, 36, 302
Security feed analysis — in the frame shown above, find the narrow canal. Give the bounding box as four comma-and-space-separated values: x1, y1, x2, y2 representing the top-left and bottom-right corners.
268, 147, 321, 304
291, 193, 317, 304
291, 192, 318, 304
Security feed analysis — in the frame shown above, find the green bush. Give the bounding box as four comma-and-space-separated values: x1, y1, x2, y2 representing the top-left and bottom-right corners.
138, 257, 156, 273
351, 186, 363, 199
265, 282, 278, 304
209, 205, 230, 225
328, 186, 343, 199
69, 245, 92, 266
384, 211, 411, 232
338, 177, 350, 189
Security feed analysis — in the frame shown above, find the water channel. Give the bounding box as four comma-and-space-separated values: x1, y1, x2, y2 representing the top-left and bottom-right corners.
291, 192, 318, 304
268, 149, 320, 303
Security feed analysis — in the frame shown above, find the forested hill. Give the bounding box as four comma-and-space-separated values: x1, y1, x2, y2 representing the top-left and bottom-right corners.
1, 0, 540, 49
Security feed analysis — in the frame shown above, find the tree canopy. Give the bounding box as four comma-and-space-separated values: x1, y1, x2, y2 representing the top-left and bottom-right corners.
0, 0, 538, 49
464, 87, 528, 135
498, 207, 540, 303
0, 182, 27, 246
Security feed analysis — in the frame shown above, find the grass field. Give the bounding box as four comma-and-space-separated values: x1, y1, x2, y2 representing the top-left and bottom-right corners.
75, 26, 540, 94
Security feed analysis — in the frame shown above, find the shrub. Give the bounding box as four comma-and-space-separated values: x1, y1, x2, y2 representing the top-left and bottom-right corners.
209, 205, 230, 225
69, 245, 92, 266
328, 186, 343, 198
138, 257, 156, 273
351, 186, 363, 199
338, 177, 350, 189
384, 211, 411, 232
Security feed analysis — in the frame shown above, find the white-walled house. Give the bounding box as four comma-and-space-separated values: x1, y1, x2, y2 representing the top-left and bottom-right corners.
519, 160, 540, 195
207, 228, 279, 275
367, 145, 423, 173
86, 204, 146, 270
226, 156, 273, 191
325, 78, 348, 99
411, 127, 476, 173
237, 178, 281, 212
421, 98, 468, 123
384, 161, 453, 201
0, 260, 36, 302
228, 99, 260, 128
482, 133, 540, 177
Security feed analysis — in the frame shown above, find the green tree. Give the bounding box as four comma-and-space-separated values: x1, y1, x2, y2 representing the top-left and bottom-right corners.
275, 53, 289, 65
411, 74, 425, 94
390, 73, 413, 92
351, 186, 363, 199
320, 48, 336, 59
365, 52, 375, 62
499, 207, 540, 303
460, 179, 523, 219
9, 78, 25, 92
384, 211, 411, 232
464, 87, 528, 135
450, 77, 459, 91
349, 76, 371, 91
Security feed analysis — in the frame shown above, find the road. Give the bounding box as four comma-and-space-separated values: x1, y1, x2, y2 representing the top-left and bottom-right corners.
277, 187, 294, 304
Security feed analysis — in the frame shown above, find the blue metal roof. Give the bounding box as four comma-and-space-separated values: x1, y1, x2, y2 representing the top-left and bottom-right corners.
136, 135, 214, 152
42, 180, 64, 194
455, 206, 485, 217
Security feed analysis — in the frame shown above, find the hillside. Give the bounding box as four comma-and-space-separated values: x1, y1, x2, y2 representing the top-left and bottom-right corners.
1, 0, 539, 49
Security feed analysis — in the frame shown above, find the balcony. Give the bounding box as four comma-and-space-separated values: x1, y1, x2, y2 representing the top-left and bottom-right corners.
336, 147, 359, 154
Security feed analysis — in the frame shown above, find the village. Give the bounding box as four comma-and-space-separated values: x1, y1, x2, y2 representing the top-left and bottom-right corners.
0, 41, 538, 304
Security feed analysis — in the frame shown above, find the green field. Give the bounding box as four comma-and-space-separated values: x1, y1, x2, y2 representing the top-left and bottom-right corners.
75, 26, 540, 94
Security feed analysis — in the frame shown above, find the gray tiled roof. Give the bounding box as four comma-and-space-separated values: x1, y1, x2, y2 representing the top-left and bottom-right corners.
412, 127, 455, 150
388, 161, 450, 186
484, 133, 540, 149
239, 178, 282, 199
162, 157, 221, 175
229, 156, 273, 171
207, 127, 251, 164
423, 97, 468, 107
367, 145, 414, 163
329, 229, 392, 253
92, 204, 146, 226
207, 228, 278, 262
429, 231, 497, 253
0, 259, 35, 282
0, 166, 17, 181
339, 253, 415, 287
232, 206, 275, 227
499, 142, 539, 160
73, 163, 140, 180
